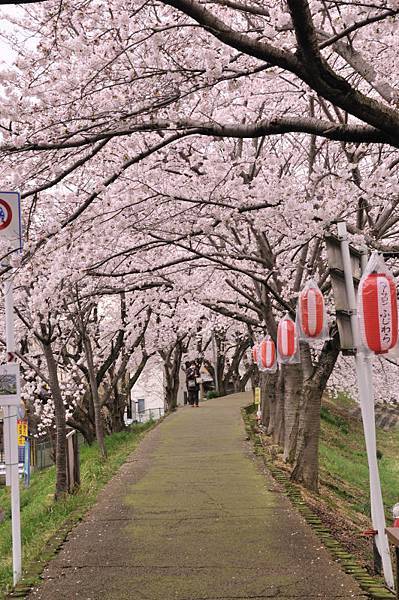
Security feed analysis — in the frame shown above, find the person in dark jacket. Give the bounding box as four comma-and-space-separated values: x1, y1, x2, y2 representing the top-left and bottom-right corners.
185, 361, 200, 407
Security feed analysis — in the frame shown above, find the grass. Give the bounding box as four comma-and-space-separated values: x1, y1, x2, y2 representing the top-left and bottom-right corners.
319, 396, 399, 523
0, 422, 154, 597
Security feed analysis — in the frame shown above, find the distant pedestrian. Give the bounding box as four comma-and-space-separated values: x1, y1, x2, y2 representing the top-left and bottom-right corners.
185, 361, 200, 407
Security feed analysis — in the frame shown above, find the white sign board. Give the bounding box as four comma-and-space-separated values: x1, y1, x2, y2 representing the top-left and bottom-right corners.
0, 192, 22, 253
0, 363, 21, 406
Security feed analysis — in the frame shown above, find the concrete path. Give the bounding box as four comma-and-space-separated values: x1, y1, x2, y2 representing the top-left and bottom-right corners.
30, 393, 366, 599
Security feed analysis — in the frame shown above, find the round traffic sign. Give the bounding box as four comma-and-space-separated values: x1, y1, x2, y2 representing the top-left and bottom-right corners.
0, 200, 12, 230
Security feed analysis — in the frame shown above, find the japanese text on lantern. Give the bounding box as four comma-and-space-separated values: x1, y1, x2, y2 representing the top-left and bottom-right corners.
377, 278, 392, 346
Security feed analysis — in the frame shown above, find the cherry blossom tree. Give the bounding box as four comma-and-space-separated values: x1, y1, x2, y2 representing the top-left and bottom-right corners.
0, 0, 397, 497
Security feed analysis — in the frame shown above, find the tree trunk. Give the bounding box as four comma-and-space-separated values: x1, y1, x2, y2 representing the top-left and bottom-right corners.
163, 340, 183, 412
264, 371, 279, 436
83, 334, 107, 459
290, 379, 323, 491
291, 335, 340, 491
109, 384, 127, 433
42, 342, 68, 499
260, 371, 270, 430
67, 415, 95, 445
273, 368, 285, 446
283, 363, 303, 463
239, 363, 254, 392
69, 395, 96, 444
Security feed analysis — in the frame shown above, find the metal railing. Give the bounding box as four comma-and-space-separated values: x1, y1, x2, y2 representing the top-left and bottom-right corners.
34, 438, 54, 470
134, 407, 164, 423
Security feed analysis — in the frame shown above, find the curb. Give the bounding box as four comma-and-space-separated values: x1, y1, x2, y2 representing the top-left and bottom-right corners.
5, 515, 81, 599
241, 407, 395, 600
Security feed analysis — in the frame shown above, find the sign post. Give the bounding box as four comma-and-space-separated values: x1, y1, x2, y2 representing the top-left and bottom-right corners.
3, 272, 22, 585
331, 221, 394, 590
212, 332, 219, 394
0, 191, 22, 585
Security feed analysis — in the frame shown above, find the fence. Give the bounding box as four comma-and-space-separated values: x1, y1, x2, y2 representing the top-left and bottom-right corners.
1, 431, 82, 484
33, 438, 54, 470
134, 407, 164, 423
0, 438, 53, 471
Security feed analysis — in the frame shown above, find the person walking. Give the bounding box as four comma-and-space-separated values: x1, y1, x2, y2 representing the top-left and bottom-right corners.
185, 361, 200, 407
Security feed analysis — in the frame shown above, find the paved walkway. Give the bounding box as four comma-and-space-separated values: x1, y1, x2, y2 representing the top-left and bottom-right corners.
30, 393, 366, 599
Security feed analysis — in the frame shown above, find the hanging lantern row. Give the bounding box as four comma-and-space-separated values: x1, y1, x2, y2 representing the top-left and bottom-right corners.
251, 256, 399, 370
251, 281, 328, 370
358, 253, 398, 355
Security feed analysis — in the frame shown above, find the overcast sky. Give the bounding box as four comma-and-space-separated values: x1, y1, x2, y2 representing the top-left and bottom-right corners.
0, 6, 25, 66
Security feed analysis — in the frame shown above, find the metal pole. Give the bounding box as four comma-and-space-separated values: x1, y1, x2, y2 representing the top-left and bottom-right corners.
4, 405, 10, 486
337, 221, 394, 590
4, 273, 22, 585
212, 332, 219, 394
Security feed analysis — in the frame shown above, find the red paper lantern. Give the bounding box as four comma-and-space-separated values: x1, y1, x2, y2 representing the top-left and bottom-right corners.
259, 338, 276, 369
252, 344, 258, 364
299, 285, 325, 338
278, 318, 296, 358
360, 272, 398, 354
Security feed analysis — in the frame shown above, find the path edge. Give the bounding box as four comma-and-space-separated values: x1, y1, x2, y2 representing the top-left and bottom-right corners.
5, 418, 164, 600
241, 405, 395, 600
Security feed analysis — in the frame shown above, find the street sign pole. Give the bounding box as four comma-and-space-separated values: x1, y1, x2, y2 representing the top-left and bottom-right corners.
337, 221, 394, 590
212, 332, 219, 394
4, 272, 22, 585
4, 405, 10, 485
0, 192, 23, 586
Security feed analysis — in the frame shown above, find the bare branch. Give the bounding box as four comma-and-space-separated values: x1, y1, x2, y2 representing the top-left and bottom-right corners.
319, 9, 398, 49
4, 117, 395, 155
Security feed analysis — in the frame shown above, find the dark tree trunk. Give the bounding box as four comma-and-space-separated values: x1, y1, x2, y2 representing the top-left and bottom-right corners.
273, 368, 285, 446
42, 342, 68, 499
83, 334, 107, 459
283, 362, 303, 463
264, 371, 279, 435
109, 382, 127, 433
67, 415, 95, 445
291, 334, 340, 492
70, 394, 96, 444
162, 340, 184, 412
238, 363, 254, 392
260, 371, 270, 430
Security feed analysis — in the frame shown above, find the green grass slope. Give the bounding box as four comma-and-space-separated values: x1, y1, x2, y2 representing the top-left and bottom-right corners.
312, 394, 399, 569
319, 394, 399, 522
